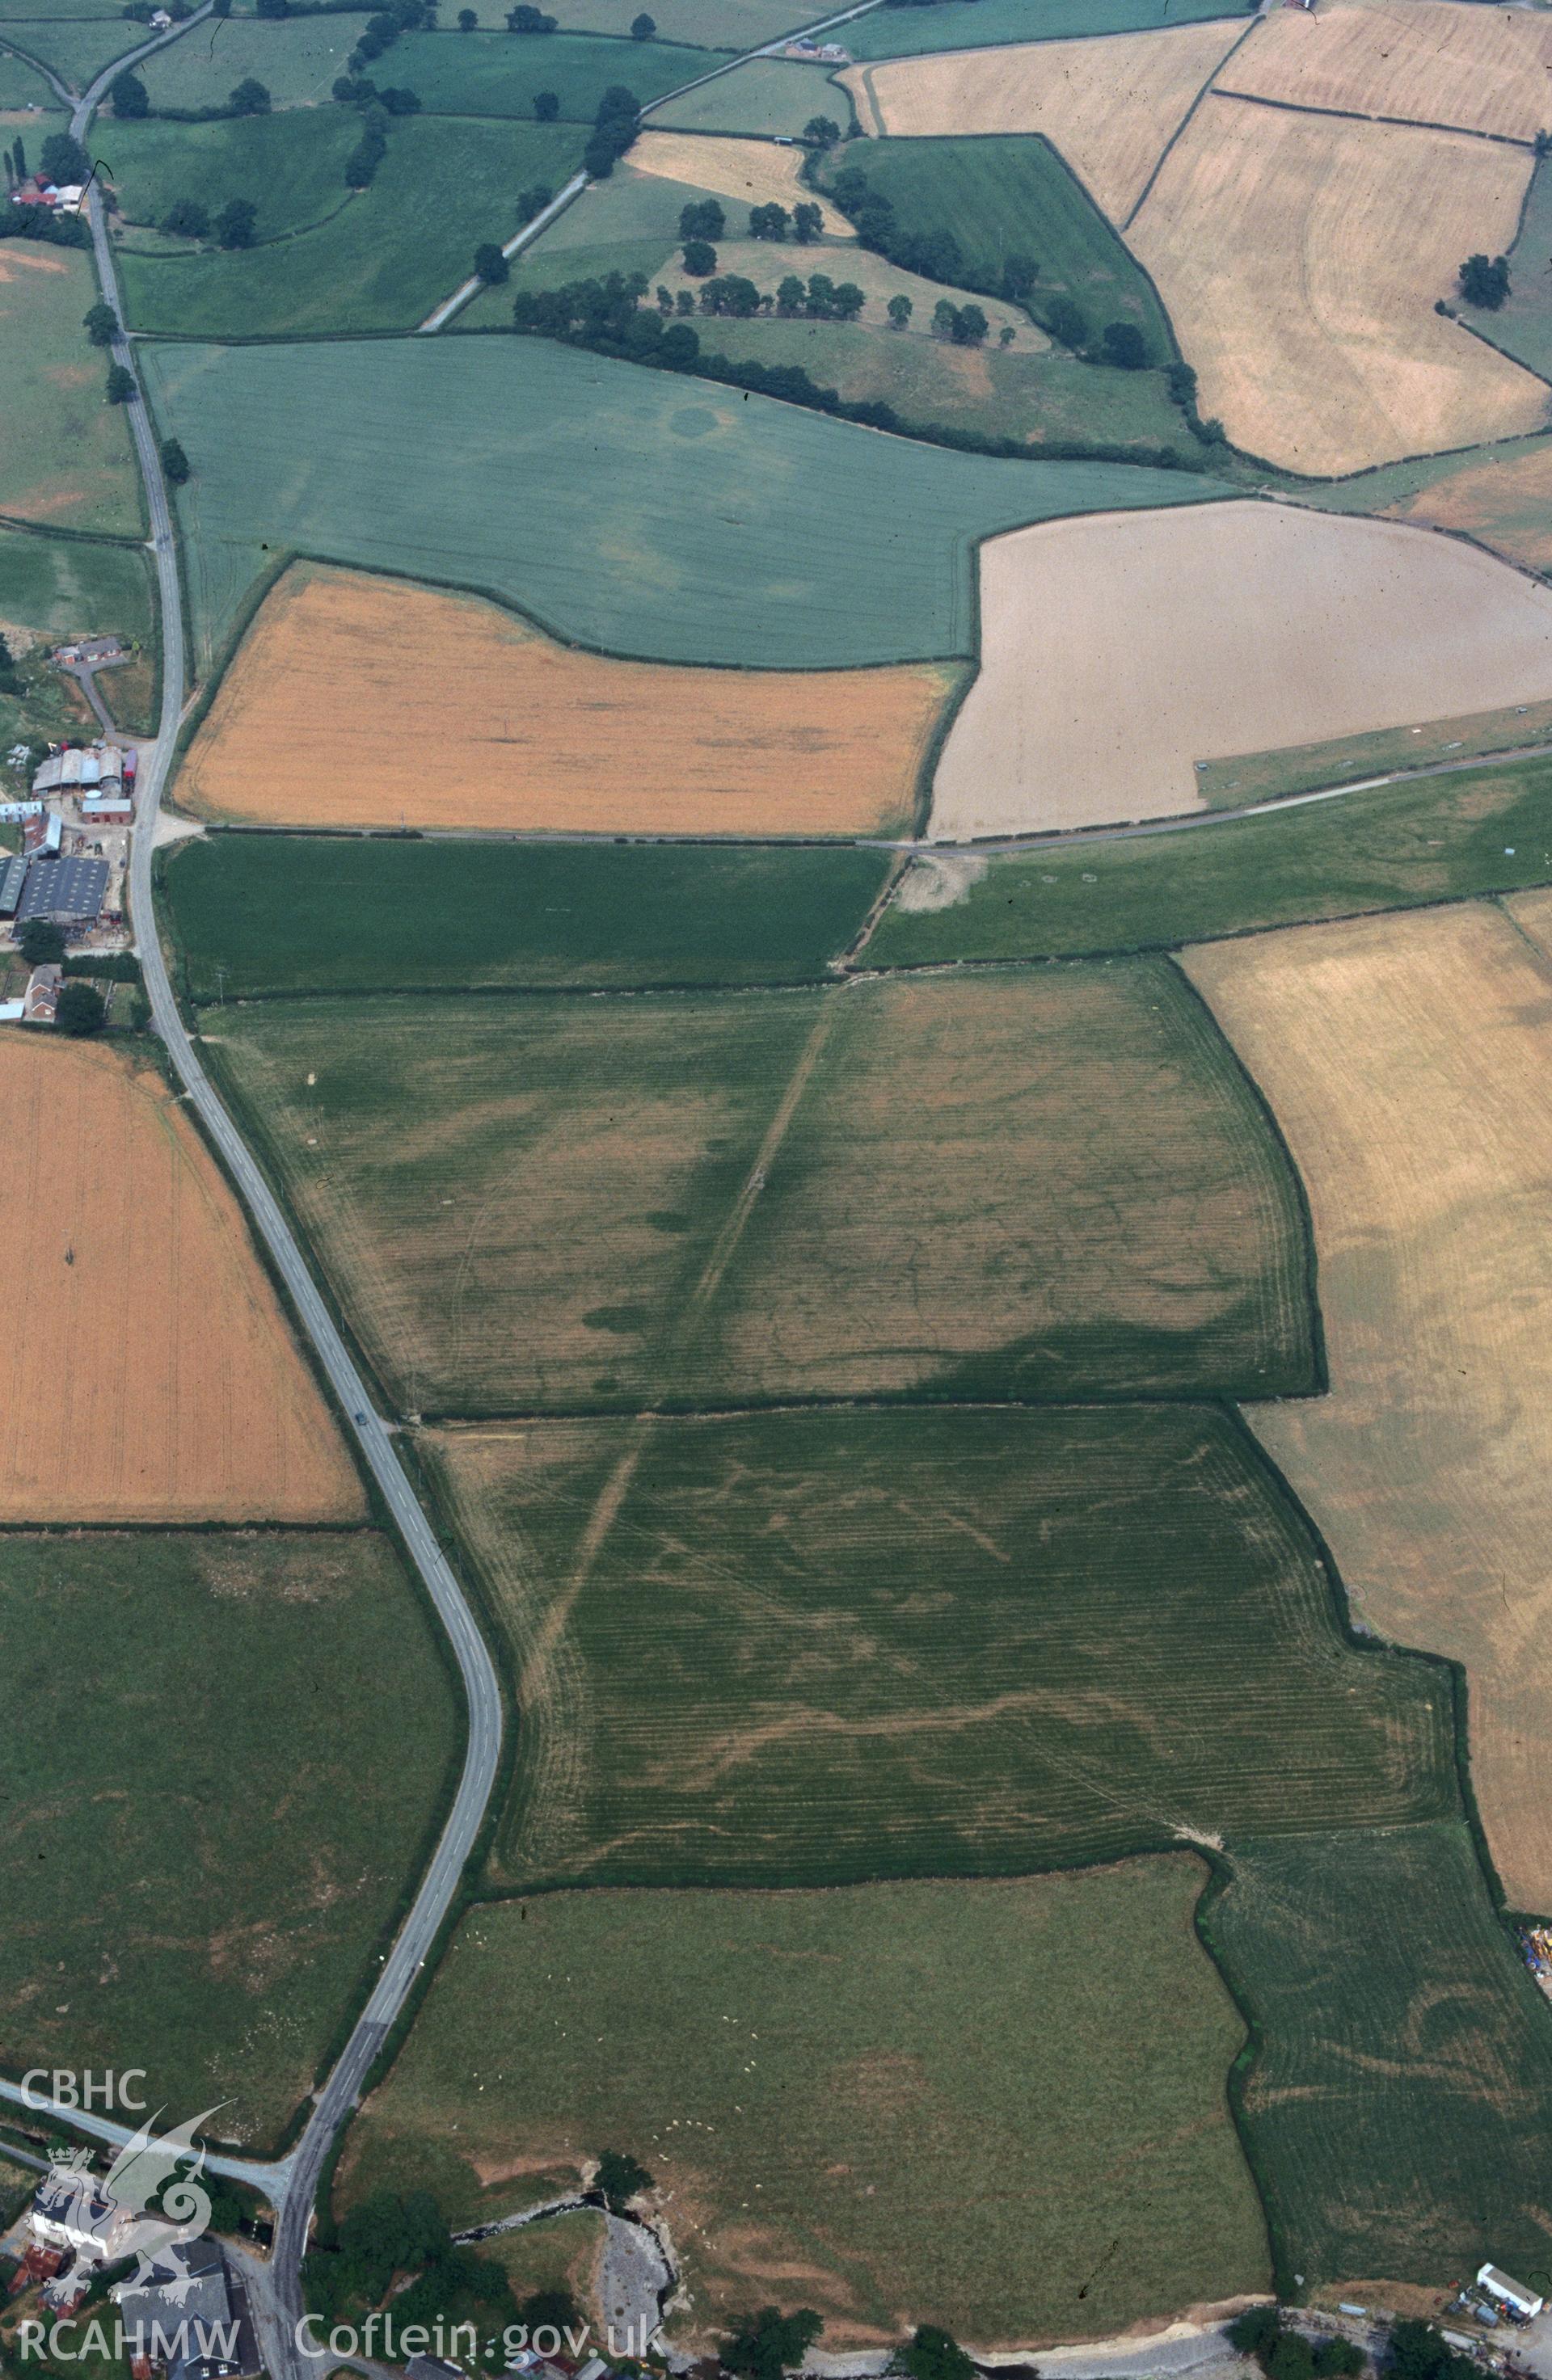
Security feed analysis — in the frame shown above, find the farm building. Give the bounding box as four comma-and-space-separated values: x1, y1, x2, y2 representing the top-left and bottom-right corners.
1477, 2268, 1546, 2320
23, 812, 62, 859
34, 745, 123, 798
112, 2238, 256, 2380
28, 2165, 139, 2265
15, 856, 109, 929
82, 790, 133, 824
0, 855, 26, 918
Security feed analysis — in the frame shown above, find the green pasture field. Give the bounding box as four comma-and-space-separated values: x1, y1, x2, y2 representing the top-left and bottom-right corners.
0, 14, 143, 82
107, 108, 360, 241
341, 1863, 1270, 2344
160, 836, 893, 999
1196, 694, 1552, 810
118, 115, 584, 336
663, 312, 1191, 453
471, 2211, 607, 2319
425, 1401, 1452, 1891
136, 13, 373, 109
205, 989, 823, 1416
1213, 1822, 1552, 2289
140, 334, 1227, 672
0, 246, 141, 537
845, 0, 1245, 57
424, 0, 805, 32
1459, 156, 1552, 381
680, 959, 1317, 1405
202, 959, 1314, 1414
460, 153, 744, 312
0, 46, 60, 101
647, 53, 851, 132
820, 132, 1175, 356
389, 27, 722, 119
0, 1528, 459, 2147
865, 756, 1552, 964
0, 524, 156, 755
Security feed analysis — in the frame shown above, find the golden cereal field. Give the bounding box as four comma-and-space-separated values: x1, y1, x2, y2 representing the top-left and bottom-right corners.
179, 565, 952, 837
842, 19, 1245, 221
1184, 903, 1552, 1915
1127, 100, 1545, 474
0, 1034, 362, 1523
930, 499, 1552, 836
629, 128, 842, 225
1219, 0, 1552, 142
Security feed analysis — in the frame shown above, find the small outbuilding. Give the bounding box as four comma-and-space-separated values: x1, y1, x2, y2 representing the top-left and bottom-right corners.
0, 853, 26, 917
1477, 2267, 1546, 2321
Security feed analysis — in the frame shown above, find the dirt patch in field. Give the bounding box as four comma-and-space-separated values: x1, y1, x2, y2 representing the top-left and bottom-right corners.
930, 500, 1552, 836
1218, 0, 1552, 141
892, 851, 988, 911
1184, 902, 1552, 1913
180, 564, 951, 837
1128, 101, 1545, 474
1382, 441, 1552, 575
843, 19, 1244, 221
0, 1034, 362, 1523
630, 128, 841, 225
0, 249, 68, 281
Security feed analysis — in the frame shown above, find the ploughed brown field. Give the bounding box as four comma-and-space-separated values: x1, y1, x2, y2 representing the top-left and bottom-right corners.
178, 564, 953, 838
1185, 902, 1552, 1915
0, 1034, 362, 1522
842, 19, 1245, 221
1382, 441, 1552, 577
1126, 99, 1544, 474
930, 499, 1552, 836
1219, 0, 1552, 142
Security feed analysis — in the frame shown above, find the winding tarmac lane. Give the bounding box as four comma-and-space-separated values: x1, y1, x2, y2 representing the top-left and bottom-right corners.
52, 32, 507, 2378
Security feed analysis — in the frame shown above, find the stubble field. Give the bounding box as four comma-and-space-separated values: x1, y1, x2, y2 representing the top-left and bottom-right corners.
1381, 438, 1552, 575
1127, 99, 1545, 474
1185, 902, 1552, 1915
206, 962, 1316, 1418
0, 1034, 363, 1523
2, 1527, 458, 2145
842, 19, 1245, 221
427, 1401, 1450, 1893
178, 565, 953, 838
1217, 0, 1552, 142
929, 501, 1552, 836
344, 1862, 1270, 2347
629, 126, 841, 219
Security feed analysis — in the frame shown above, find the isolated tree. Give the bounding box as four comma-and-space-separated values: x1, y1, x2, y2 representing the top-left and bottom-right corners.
998, 321, 1014, 346
722, 2309, 824, 2380
1312, 2344, 1364, 2379
1228, 2311, 1283, 2360
162, 194, 209, 237
832, 279, 864, 320
56, 981, 107, 1037
474, 239, 508, 282
105, 361, 137, 402
792, 200, 821, 243
458, 6, 476, 19
160, 435, 190, 484
898, 2330, 975, 2380
1099, 318, 1146, 368
678, 196, 723, 242
12, 135, 26, 183
630, 9, 655, 31
1459, 251, 1511, 308
215, 195, 258, 246
228, 74, 272, 113
931, 295, 956, 338
533, 86, 559, 116
110, 67, 150, 116
593, 2150, 652, 2212
19, 920, 66, 967
802, 112, 839, 145
517, 181, 552, 217
749, 200, 788, 239
681, 236, 716, 276
506, 3, 556, 27
40, 132, 90, 186
886, 291, 911, 329
83, 299, 119, 346
1043, 293, 1086, 348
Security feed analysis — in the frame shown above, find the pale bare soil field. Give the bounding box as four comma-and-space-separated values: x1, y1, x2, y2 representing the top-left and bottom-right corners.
630, 129, 843, 225
179, 565, 950, 837
1218, 0, 1552, 143
1127, 101, 1545, 474
1184, 903, 1552, 1915
929, 500, 1552, 837
0, 1035, 362, 1522
1383, 442, 1552, 575
842, 19, 1245, 222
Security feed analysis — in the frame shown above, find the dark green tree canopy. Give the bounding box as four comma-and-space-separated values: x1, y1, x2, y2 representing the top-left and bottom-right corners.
110, 69, 150, 116
723, 2307, 824, 2380
56, 982, 107, 1038
228, 75, 272, 114
593, 2148, 652, 2211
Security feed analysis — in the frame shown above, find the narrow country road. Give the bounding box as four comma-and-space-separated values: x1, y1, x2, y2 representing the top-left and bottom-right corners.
9, 28, 511, 2380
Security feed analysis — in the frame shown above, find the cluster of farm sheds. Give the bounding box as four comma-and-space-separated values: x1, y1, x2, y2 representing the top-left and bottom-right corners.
0, 735, 134, 1016
5, 2163, 258, 2380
